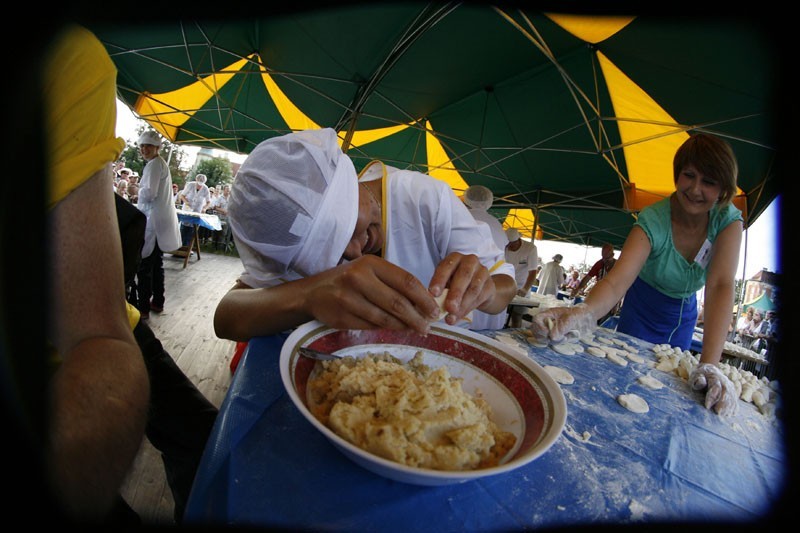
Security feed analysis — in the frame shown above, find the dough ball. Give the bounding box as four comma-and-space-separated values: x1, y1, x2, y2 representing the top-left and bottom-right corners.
637, 375, 665, 390
544, 365, 574, 385
617, 393, 649, 413
586, 346, 606, 358
551, 343, 577, 356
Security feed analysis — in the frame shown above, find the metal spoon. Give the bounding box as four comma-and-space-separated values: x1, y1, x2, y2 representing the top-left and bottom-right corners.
298, 346, 343, 361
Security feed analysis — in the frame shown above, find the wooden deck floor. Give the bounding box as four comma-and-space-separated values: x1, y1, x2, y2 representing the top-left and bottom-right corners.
120, 249, 242, 525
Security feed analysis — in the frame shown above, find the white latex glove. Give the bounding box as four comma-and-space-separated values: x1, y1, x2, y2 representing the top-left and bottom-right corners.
530, 304, 596, 343
688, 363, 739, 416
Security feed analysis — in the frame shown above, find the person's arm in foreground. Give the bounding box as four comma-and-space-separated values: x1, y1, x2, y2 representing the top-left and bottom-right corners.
428, 252, 516, 324
697, 221, 742, 365
215, 255, 444, 340
530, 227, 650, 341
686, 220, 743, 416
49, 167, 150, 520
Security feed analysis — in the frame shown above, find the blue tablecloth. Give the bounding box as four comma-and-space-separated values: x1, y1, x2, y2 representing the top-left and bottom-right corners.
184, 327, 787, 529
177, 211, 221, 231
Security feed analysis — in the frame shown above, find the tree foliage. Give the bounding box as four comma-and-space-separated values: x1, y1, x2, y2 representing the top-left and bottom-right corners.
188, 157, 234, 189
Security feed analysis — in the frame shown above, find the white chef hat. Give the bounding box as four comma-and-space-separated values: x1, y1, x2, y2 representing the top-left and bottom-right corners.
229, 128, 358, 286
464, 185, 493, 211
137, 130, 163, 147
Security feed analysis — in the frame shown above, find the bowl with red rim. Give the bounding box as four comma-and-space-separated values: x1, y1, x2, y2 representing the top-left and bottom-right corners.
280, 320, 567, 486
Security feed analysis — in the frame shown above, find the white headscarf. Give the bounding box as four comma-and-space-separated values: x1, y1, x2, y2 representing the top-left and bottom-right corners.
229, 128, 358, 287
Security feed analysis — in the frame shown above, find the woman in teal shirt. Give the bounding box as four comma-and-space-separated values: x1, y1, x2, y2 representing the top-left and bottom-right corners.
531, 133, 743, 415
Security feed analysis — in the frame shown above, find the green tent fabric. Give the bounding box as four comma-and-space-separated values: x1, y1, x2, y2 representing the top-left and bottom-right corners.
744, 292, 776, 312
87, 6, 781, 248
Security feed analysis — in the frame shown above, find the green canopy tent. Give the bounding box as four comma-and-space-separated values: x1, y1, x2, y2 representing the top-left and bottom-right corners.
743, 292, 776, 313
89, 4, 780, 248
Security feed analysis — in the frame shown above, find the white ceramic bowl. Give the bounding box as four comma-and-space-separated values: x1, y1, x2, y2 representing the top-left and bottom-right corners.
280, 321, 567, 486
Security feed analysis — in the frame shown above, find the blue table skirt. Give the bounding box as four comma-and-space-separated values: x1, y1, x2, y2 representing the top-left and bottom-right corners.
185, 327, 787, 530
177, 211, 221, 231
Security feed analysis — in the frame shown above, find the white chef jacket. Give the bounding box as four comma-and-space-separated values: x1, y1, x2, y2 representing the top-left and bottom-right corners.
504, 239, 539, 289
137, 155, 181, 257
537, 260, 565, 296
467, 207, 509, 329
360, 161, 514, 330
181, 181, 211, 215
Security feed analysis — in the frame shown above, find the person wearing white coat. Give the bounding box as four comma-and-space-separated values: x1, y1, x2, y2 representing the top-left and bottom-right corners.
215, 128, 516, 341
537, 254, 566, 296
135, 130, 181, 318
463, 184, 509, 330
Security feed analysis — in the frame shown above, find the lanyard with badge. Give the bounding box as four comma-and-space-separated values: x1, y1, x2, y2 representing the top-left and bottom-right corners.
694, 238, 712, 269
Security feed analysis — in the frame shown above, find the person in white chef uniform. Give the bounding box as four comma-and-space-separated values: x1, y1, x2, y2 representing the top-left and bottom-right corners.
463, 184, 509, 330
214, 128, 516, 341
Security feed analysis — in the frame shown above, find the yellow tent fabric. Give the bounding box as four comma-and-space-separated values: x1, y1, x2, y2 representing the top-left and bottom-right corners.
128, 15, 753, 241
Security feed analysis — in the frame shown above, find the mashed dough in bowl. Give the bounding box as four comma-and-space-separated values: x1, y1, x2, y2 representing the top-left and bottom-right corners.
306, 352, 516, 471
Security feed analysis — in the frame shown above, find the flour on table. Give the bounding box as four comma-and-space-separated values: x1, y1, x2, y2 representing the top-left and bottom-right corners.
544, 365, 574, 385
494, 333, 528, 357
637, 375, 665, 390
617, 393, 649, 413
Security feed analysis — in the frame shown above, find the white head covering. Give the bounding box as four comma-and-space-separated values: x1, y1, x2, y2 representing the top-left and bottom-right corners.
229, 128, 358, 286
138, 130, 163, 146
195, 174, 207, 184
506, 228, 520, 242
464, 185, 493, 211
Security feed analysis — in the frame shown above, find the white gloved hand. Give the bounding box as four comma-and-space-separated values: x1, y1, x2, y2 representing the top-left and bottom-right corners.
530, 304, 596, 343
688, 363, 739, 416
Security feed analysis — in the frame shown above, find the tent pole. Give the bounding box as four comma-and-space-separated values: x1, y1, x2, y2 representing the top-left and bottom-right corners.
531, 190, 541, 244
730, 226, 750, 341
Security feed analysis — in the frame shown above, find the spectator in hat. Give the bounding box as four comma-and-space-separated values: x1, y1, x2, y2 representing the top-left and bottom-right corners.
117, 167, 133, 181
536, 254, 565, 296
214, 128, 516, 340
135, 130, 181, 318
463, 185, 508, 330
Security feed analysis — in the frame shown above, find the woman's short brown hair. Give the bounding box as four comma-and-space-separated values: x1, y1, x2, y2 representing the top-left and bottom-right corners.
673, 133, 738, 205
